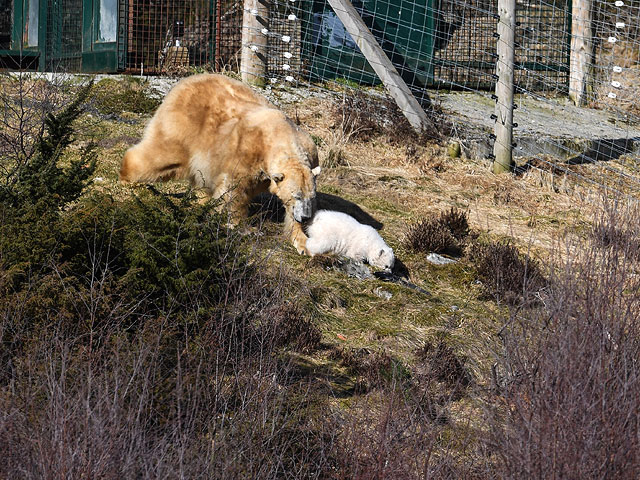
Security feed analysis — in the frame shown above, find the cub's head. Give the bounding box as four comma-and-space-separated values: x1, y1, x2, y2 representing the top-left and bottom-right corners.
370, 245, 395, 272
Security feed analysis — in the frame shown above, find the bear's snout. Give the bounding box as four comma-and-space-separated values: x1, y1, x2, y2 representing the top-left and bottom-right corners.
293, 196, 316, 223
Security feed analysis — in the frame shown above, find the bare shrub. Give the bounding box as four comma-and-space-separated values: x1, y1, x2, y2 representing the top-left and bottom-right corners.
327, 378, 487, 480
591, 198, 640, 262
0, 73, 62, 186
488, 200, 640, 478
331, 91, 382, 142
415, 341, 473, 401
404, 207, 470, 256
406, 217, 458, 255
469, 240, 546, 305
439, 207, 470, 241
330, 90, 451, 146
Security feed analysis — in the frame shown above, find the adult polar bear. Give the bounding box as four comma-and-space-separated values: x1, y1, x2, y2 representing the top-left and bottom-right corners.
120, 74, 321, 254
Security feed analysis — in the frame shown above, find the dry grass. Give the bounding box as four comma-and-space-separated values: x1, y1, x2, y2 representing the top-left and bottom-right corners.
5, 75, 637, 478
76, 82, 604, 382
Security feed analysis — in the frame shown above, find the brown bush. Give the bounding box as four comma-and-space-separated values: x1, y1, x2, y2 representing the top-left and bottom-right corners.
327, 382, 486, 480
469, 240, 546, 305
415, 341, 472, 401
331, 90, 451, 145
439, 207, 470, 241
591, 198, 640, 263
404, 208, 470, 256
487, 199, 640, 478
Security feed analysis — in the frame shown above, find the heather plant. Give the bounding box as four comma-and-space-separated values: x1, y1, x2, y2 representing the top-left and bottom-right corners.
439, 206, 470, 241
404, 207, 470, 256
469, 239, 546, 305
591, 197, 640, 262
488, 214, 640, 478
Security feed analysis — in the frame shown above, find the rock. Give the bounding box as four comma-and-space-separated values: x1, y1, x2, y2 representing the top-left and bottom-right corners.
374, 271, 430, 296
374, 287, 392, 300
332, 258, 373, 280
426, 253, 458, 265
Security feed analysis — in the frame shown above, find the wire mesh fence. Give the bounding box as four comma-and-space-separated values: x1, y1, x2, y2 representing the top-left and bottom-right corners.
45, 0, 84, 72
2, 0, 639, 198
0, 0, 10, 50
120, 0, 640, 199
246, 0, 640, 199
119, 0, 244, 74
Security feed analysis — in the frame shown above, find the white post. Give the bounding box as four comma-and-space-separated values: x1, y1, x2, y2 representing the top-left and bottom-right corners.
241, 0, 268, 86
492, 0, 516, 174
326, 0, 431, 132
569, 0, 593, 106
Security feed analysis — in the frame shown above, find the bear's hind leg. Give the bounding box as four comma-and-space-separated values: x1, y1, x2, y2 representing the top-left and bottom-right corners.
120, 139, 188, 184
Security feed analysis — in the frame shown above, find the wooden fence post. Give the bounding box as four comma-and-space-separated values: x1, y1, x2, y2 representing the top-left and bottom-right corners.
241, 0, 268, 86
326, 0, 431, 132
569, 0, 593, 106
492, 0, 516, 174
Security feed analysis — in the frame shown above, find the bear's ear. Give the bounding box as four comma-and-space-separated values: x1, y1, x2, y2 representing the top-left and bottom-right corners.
258, 170, 270, 182
271, 173, 285, 183
311, 166, 322, 177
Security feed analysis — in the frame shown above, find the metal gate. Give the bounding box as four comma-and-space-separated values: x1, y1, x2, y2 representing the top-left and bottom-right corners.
45, 0, 83, 71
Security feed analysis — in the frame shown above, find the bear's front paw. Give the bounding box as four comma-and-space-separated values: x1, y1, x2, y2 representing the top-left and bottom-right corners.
295, 242, 310, 256
292, 236, 309, 256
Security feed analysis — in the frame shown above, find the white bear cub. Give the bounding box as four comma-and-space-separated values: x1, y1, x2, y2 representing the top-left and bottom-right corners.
306, 210, 395, 271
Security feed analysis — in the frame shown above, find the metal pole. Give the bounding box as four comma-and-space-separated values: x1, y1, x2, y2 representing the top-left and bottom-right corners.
492, 0, 516, 174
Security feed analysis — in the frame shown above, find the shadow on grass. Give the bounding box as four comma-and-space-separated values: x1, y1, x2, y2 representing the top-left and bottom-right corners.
250, 192, 384, 230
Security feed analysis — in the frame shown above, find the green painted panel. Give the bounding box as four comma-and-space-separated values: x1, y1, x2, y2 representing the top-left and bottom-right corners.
81, 49, 116, 71
80, 0, 117, 72
303, 0, 435, 87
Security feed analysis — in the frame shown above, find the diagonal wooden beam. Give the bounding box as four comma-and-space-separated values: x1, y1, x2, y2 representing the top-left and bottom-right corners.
326, 0, 431, 132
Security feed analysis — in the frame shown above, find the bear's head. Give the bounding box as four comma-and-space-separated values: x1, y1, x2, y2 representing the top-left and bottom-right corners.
242, 108, 321, 223
260, 123, 321, 223
266, 162, 322, 223
370, 246, 395, 271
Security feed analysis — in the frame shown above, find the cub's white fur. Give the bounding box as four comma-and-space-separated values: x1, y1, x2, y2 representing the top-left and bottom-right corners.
306, 210, 395, 270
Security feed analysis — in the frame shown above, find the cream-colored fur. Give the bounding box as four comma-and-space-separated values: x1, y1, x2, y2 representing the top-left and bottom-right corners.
119, 74, 320, 254
306, 210, 395, 271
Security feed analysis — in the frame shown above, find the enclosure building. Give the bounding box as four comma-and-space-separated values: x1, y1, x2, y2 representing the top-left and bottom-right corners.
0, 0, 571, 91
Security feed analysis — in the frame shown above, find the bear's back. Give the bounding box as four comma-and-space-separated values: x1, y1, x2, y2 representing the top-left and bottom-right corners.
149, 74, 273, 141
